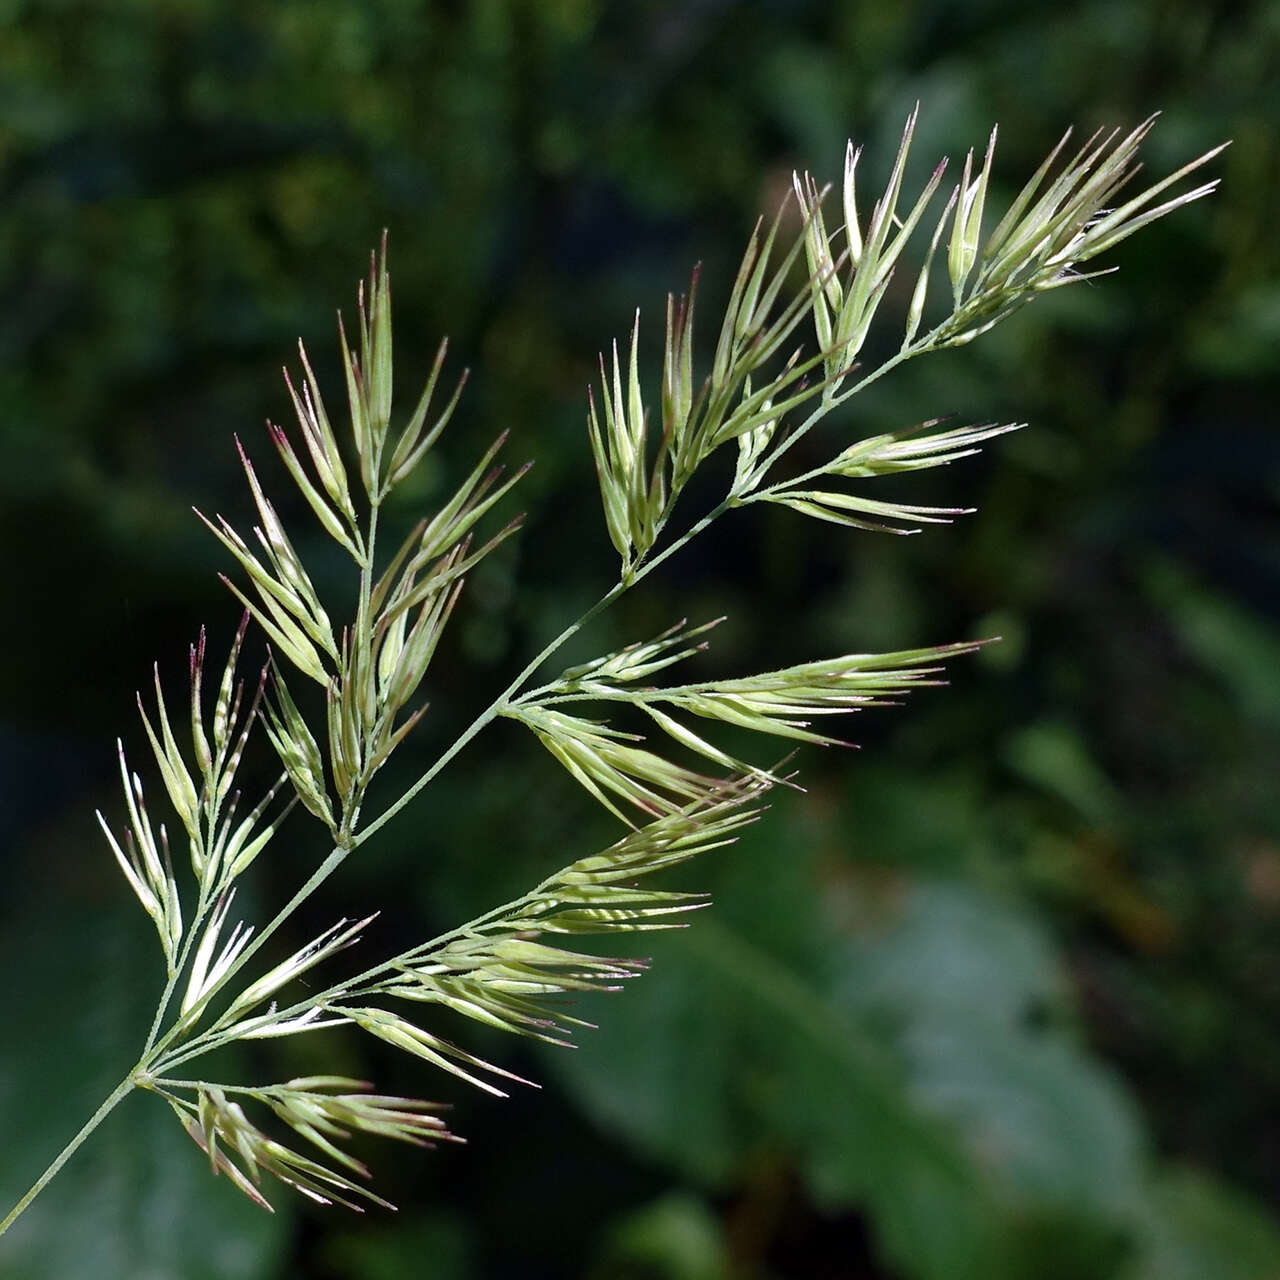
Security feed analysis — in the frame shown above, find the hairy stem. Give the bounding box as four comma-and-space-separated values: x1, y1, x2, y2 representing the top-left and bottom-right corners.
0, 1070, 139, 1236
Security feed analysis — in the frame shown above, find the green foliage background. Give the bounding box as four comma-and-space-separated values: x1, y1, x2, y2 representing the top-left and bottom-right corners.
1, 2, 1276, 1276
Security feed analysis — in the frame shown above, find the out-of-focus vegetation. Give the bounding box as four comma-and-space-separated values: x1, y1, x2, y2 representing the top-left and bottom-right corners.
0, 2, 1276, 1276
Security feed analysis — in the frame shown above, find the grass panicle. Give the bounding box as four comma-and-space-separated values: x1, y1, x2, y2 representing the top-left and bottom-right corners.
0, 113, 1222, 1229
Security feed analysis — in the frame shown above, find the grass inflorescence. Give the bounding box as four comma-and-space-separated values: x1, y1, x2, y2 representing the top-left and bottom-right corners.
0, 110, 1223, 1231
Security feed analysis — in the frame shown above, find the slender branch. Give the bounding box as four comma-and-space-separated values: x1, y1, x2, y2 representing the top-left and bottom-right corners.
153, 846, 349, 1051
147, 1079, 261, 1097
151, 883, 548, 1074
350, 580, 627, 850
338, 498, 381, 840
748, 341, 921, 484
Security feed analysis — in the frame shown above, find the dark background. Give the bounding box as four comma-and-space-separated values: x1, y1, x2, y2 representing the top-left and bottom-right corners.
1, 2, 1277, 1277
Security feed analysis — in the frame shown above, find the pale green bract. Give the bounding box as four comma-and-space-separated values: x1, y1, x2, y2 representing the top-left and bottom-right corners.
0, 111, 1223, 1230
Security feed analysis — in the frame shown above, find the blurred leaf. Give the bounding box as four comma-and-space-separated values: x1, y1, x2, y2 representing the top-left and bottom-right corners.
836, 881, 1145, 1216
548, 822, 1148, 1279
1122, 1166, 1280, 1280
1189, 282, 1280, 376
1002, 722, 1124, 827
591, 1192, 729, 1280
834, 876, 1066, 1028
319, 1216, 472, 1280
837, 765, 994, 875
1144, 559, 1280, 730
553, 915, 1004, 1280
